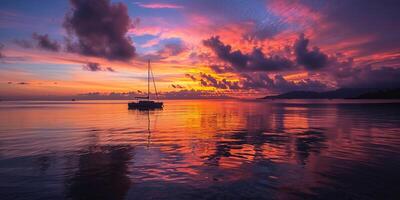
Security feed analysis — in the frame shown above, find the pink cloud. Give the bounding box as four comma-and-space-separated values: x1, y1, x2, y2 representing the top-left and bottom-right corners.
134, 2, 183, 9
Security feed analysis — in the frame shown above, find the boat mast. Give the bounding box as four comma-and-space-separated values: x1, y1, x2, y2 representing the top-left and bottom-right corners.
150, 63, 159, 100
147, 60, 150, 100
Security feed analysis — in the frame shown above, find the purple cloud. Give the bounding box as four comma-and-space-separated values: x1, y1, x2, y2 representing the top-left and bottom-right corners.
335, 66, 400, 89
196, 72, 328, 93
200, 73, 240, 89
203, 36, 293, 72
157, 42, 186, 57
32, 33, 60, 52
82, 62, 115, 72
64, 0, 136, 61
294, 34, 328, 70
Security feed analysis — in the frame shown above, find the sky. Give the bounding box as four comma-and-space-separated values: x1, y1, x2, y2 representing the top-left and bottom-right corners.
0, 0, 400, 99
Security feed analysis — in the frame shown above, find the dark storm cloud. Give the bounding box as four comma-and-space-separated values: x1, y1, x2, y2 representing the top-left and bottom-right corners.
294, 34, 328, 70
248, 48, 293, 71
32, 33, 61, 52
203, 36, 293, 72
82, 62, 115, 72
335, 66, 400, 89
203, 36, 248, 69
64, 0, 136, 61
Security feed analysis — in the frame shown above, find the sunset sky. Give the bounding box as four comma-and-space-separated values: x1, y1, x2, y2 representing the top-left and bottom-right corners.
0, 0, 399, 99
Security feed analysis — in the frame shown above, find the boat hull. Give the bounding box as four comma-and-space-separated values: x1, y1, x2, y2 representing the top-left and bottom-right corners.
128, 101, 163, 110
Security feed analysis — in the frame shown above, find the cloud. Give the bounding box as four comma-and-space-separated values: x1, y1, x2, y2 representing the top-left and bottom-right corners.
162, 89, 231, 99
200, 73, 226, 89
324, 53, 400, 89
83, 62, 102, 71
209, 65, 234, 74
18, 82, 29, 85
248, 48, 293, 71
335, 66, 400, 89
157, 41, 186, 58
240, 73, 329, 92
134, 2, 183, 9
185, 73, 197, 81
171, 84, 184, 89
199, 73, 240, 89
141, 38, 188, 61
203, 36, 293, 72
271, 75, 328, 92
82, 62, 115, 72
13, 34, 59, 52
240, 73, 273, 90
76, 89, 230, 99
105, 67, 115, 72
196, 72, 329, 93
32, 33, 61, 52
64, 0, 136, 61
203, 36, 247, 68
294, 34, 328, 70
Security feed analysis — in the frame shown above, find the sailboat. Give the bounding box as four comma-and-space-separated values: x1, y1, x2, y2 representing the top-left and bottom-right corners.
128, 60, 163, 110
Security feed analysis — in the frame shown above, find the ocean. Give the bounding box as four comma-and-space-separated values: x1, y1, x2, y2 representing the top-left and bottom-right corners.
0, 99, 399, 199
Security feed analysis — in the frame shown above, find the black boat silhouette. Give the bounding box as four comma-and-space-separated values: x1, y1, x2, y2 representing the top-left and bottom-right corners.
128, 60, 163, 110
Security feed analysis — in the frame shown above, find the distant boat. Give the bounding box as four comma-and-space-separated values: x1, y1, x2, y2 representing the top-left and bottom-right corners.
128, 60, 163, 110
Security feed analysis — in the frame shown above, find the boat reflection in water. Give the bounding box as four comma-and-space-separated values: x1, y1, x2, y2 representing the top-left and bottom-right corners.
128, 60, 163, 110
65, 145, 133, 200
0, 100, 399, 199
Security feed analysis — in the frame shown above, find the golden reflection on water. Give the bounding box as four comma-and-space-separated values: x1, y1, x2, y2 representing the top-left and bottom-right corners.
0, 100, 400, 199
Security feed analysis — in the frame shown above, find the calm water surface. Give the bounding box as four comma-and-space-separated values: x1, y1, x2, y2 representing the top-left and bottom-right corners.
0, 100, 399, 200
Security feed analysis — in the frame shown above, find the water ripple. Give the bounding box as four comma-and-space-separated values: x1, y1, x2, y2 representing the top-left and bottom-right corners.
0, 100, 399, 199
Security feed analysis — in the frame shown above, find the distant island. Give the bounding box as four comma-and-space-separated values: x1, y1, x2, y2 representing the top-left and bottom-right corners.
262, 88, 400, 99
